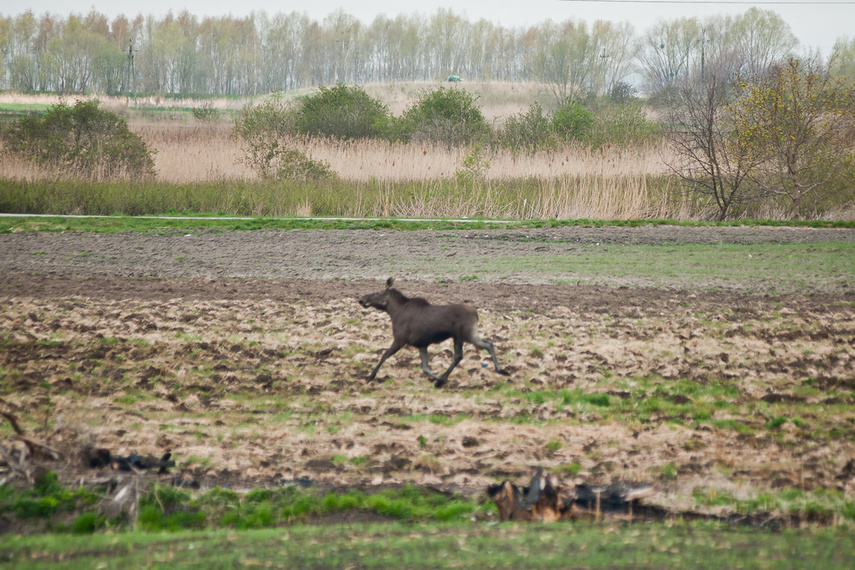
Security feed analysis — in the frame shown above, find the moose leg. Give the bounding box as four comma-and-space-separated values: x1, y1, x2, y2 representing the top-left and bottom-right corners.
436, 339, 464, 387
367, 342, 403, 382
472, 335, 509, 376
418, 347, 442, 384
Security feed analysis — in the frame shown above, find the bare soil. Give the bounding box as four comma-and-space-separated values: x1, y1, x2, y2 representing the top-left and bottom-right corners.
1, 225, 854, 524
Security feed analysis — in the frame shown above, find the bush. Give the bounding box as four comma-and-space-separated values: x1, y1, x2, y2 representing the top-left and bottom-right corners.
608, 82, 638, 104
587, 102, 661, 148
295, 84, 390, 140
497, 102, 555, 154
71, 512, 105, 534
138, 485, 205, 531
2, 100, 156, 180
191, 102, 218, 122
0, 472, 100, 522
397, 87, 490, 147
456, 142, 491, 185
233, 96, 335, 181
551, 101, 595, 141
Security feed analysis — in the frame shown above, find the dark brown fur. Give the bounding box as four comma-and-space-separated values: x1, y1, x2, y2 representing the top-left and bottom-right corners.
359, 277, 507, 387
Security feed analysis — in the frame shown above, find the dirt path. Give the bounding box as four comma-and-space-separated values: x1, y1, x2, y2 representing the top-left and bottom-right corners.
1, 225, 854, 521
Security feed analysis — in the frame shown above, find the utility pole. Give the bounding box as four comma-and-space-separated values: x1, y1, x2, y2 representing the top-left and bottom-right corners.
125, 39, 137, 107
600, 48, 609, 96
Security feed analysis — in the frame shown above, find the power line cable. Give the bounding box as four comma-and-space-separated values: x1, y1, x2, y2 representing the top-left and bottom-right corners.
560, 1, 855, 5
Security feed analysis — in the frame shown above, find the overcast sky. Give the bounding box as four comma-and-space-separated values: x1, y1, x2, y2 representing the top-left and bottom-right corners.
8, 1, 854, 55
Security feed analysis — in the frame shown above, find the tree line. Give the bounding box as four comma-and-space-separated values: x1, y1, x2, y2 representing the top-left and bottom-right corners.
2, 7, 853, 99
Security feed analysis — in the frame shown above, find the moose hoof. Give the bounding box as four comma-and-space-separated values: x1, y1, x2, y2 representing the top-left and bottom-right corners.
434, 377, 448, 389
497, 369, 511, 377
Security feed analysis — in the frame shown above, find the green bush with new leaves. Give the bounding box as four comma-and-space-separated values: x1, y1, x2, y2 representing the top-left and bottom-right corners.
551, 100, 595, 141
233, 95, 335, 181
728, 56, 855, 217
395, 86, 490, 147
497, 102, 555, 154
294, 84, 390, 140
2, 100, 156, 181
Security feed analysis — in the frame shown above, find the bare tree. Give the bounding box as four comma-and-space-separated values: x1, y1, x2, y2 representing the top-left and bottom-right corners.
830, 35, 855, 85
533, 20, 593, 105
665, 73, 755, 220
636, 18, 701, 94
727, 7, 797, 80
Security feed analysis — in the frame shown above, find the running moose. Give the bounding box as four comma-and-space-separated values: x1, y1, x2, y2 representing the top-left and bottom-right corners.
358, 278, 508, 387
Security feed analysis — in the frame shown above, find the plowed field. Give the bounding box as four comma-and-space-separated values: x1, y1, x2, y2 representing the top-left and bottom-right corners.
2, 225, 854, 519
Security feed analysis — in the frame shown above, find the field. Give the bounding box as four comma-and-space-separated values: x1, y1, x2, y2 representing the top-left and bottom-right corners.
1, 84, 855, 563
1, 222, 854, 510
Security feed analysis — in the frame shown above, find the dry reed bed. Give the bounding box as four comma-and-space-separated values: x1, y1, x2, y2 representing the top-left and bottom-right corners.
1, 93, 687, 220
128, 120, 670, 184
1, 118, 670, 183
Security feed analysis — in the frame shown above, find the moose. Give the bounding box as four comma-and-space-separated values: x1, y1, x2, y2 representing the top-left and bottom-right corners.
358, 277, 508, 387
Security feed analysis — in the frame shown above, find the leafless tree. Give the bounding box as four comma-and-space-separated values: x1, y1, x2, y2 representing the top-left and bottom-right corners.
665, 72, 756, 220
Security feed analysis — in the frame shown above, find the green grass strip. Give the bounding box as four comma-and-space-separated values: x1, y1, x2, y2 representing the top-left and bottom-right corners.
2, 522, 854, 569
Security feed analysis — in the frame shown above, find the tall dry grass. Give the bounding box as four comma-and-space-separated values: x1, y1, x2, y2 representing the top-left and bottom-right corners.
0, 92, 252, 112
0, 87, 692, 220
121, 119, 671, 184
0, 116, 689, 220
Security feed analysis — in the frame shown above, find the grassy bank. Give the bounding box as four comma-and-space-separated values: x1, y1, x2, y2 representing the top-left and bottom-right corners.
3, 211, 853, 235
2, 522, 854, 568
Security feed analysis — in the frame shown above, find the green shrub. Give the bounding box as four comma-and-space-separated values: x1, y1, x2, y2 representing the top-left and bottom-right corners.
587, 102, 661, 148
551, 101, 595, 141
396, 87, 490, 147
608, 82, 638, 104
138, 504, 205, 531
455, 142, 491, 185
765, 416, 788, 430
0, 474, 100, 522
295, 84, 390, 140
2, 100, 156, 180
434, 501, 472, 522
71, 512, 105, 534
233, 96, 334, 181
140, 484, 191, 511
138, 484, 205, 531
191, 102, 218, 121
497, 102, 555, 153
35, 471, 62, 496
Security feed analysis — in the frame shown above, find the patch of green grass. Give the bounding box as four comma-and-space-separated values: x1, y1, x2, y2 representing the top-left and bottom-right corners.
710, 419, 755, 435
4, 521, 855, 568
402, 413, 468, 426
113, 392, 145, 406
0, 472, 100, 523
661, 462, 678, 481
558, 388, 611, 408
765, 416, 789, 430
553, 462, 583, 476
692, 487, 855, 520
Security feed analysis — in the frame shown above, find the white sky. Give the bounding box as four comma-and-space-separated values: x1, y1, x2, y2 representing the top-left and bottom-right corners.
7, 1, 854, 56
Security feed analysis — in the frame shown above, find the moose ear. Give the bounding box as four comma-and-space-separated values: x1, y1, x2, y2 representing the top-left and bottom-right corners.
386, 277, 395, 289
